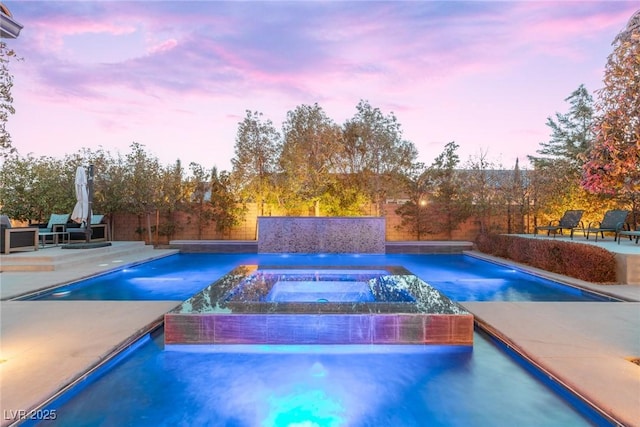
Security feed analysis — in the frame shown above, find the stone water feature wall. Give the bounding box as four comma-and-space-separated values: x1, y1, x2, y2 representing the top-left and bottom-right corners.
258, 217, 386, 253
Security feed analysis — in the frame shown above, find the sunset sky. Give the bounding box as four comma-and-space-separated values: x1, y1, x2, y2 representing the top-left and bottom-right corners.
4, 1, 639, 172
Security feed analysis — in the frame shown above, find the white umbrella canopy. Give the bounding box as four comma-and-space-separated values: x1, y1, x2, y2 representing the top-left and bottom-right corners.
71, 166, 89, 224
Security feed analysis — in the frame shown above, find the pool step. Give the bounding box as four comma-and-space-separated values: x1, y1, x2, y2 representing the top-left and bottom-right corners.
0, 242, 163, 272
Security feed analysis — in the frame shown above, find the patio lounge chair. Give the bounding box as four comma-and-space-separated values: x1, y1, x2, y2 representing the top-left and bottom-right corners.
534, 210, 584, 239
583, 209, 629, 241
0, 215, 39, 254
617, 229, 640, 244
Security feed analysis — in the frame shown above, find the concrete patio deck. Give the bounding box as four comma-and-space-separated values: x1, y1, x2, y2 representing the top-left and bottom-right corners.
0, 242, 638, 426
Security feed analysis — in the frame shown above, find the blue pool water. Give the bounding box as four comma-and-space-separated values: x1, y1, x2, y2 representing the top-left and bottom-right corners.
24, 253, 614, 302
34, 328, 606, 426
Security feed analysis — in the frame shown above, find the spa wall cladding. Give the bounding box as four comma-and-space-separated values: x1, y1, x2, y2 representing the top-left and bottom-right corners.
258, 217, 386, 253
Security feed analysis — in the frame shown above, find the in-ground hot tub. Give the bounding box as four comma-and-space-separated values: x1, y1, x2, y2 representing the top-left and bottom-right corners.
164, 265, 473, 346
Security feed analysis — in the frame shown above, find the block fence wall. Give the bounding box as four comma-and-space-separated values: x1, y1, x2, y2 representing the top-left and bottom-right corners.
110, 202, 510, 244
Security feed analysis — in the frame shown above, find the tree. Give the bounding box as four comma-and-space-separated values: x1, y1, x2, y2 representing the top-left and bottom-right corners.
342, 100, 418, 215
279, 103, 342, 216
231, 110, 280, 215
462, 150, 506, 234
87, 148, 130, 240
0, 154, 74, 222
529, 84, 594, 172
395, 162, 430, 239
0, 155, 37, 221
185, 162, 213, 239
123, 142, 162, 241
209, 167, 244, 238
0, 42, 20, 159
527, 85, 604, 226
421, 142, 472, 238
503, 158, 529, 234
319, 175, 371, 216
582, 10, 640, 209
155, 160, 189, 241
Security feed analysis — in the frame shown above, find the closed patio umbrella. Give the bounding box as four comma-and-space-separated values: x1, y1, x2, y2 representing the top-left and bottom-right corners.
71, 166, 89, 224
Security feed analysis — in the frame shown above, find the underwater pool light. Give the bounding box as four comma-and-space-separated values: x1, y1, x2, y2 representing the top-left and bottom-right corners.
264, 389, 344, 427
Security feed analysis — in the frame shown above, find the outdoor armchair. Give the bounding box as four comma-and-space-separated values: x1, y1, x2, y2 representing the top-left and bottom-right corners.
0, 215, 38, 254
583, 209, 629, 241
534, 210, 584, 239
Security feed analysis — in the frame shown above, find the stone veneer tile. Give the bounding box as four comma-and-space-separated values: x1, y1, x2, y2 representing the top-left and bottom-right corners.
372, 315, 400, 343
214, 315, 268, 344
164, 314, 201, 344
396, 315, 427, 344
424, 315, 474, 345
166, 313, 474, 345
258, 217, 385, 253
200, 315, 216, 342
348, 315, 373, 343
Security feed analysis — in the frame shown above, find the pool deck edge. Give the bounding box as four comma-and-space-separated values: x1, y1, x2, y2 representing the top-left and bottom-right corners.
462, 302, 640, 427
0, 300, 181, 427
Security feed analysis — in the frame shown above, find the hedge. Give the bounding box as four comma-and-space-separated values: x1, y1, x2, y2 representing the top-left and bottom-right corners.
474, 234, 617, 283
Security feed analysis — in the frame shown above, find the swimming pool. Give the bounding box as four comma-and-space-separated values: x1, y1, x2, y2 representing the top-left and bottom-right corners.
21, 253, 617, 302
19, 252, 619, 426
30, 327, 609, 426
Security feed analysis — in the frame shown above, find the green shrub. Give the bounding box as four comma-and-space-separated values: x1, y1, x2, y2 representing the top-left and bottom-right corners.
474, 234, 617, 283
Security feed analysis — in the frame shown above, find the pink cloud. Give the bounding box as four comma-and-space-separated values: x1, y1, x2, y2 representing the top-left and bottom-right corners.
6, 1, 640, 171
147, 39, 178, 55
